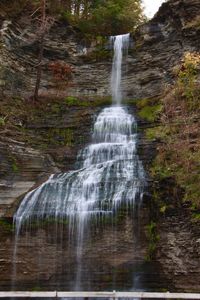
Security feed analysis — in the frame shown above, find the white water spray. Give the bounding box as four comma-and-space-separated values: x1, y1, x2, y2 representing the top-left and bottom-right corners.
110, 34, 130, 105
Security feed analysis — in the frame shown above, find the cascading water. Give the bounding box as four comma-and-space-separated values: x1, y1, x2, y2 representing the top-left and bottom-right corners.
13, 34, 146, 291
111, 34, 129, 105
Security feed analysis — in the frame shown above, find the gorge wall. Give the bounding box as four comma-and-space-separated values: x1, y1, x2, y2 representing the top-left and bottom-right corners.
0, 0, 200, 293
1, 0, 200, 99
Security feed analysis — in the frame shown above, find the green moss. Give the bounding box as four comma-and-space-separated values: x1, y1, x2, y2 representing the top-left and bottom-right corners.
183, 175, 200, 206
124, 98, 147, 106
65, 96, 91, 107
160, 205, 167, 214
145, 221, 160, 261
63, 128, 74, 146
151, 144, 200, 208
126, 97, 159, 108
135, 98, 150, 108
12, 161, 19, 173
145, 126, 172, 141
51, 103, 61, 114
138, 104, 163, 122
151, 190, 170, 216
145, 128, 157, 141
192, 213, 200, 222
124, 98, 163, 122
0, 219, 13, 232
8, 155, 20, 173
0, 116, 6, 126
65, 96, 80, 106
47, 128, 74, 146
150, 146, 200, 209
150, 162, 173, 179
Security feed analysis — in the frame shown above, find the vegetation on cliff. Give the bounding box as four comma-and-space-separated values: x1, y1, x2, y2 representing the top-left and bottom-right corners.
0, 0, 145, 36
0, 95, 111, 145
139, 52, 200, 214
0, 0, 145, 100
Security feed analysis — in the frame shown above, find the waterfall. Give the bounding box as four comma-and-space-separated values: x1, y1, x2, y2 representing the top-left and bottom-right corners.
13, 34, 146, 291
110, 34, 130, 105
14, 109, 144, 231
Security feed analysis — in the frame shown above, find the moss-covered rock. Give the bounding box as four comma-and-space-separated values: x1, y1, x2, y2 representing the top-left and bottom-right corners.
131, 98, 163, 122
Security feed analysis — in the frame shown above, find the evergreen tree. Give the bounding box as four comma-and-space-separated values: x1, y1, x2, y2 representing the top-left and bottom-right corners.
61, 0, 144, 35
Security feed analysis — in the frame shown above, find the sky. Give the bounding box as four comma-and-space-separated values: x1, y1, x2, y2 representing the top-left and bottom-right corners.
142, 0, 166, 18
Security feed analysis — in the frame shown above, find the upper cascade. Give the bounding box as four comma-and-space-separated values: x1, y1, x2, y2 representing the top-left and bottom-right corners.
110, 33, 130, 105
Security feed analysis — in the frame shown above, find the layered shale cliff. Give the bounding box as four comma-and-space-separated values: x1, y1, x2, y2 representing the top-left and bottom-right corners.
1, 0, 200, 98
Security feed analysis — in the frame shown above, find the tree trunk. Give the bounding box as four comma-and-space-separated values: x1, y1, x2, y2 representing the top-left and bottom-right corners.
74, 0, 81, 17
33, 0, 46, 102
83, 0, 89, 19
65, 0, 72, 12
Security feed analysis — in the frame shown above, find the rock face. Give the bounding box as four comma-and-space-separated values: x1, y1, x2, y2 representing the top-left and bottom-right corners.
157, 212, 200, 292
0, 0, 200, 293
0, 138, 58, 217
147, 177, 200, 292
125, 0, 200, 99
1, 210, 165, 291
0, 100, 104, 217
1, 0, 200, 99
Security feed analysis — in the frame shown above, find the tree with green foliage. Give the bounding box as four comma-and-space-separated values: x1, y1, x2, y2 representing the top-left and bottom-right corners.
0, 0, 144, 36
60, 0, 144, 35
90, 0, 144, 35
0, 0, 144, 100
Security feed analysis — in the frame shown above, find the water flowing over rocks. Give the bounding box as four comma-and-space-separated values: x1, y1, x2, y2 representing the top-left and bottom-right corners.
14, 106, 146, 232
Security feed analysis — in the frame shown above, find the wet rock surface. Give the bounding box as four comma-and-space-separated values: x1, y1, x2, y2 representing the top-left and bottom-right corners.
0, 207, 167, 291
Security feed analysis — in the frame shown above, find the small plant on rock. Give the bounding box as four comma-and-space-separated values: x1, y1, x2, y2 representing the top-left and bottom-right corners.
0, 115, 7, 126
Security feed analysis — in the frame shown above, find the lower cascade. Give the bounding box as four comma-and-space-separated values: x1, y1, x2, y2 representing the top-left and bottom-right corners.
14, 107, 145, 232
13, 34, 146, 291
